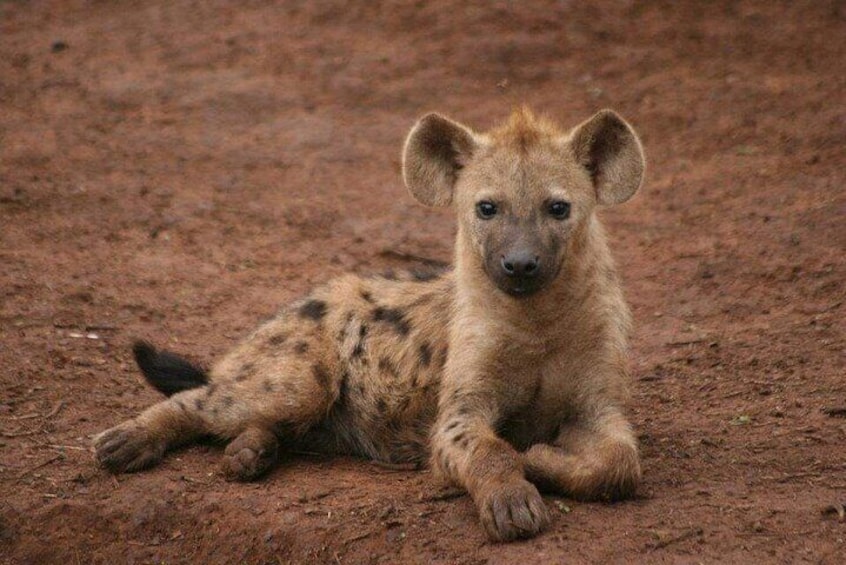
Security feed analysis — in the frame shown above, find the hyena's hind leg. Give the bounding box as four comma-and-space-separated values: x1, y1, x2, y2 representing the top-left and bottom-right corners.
96, 331, 345, 480
94, 342, 218, 473
96, 382, 279, 477
210, 340, 345, 481
220, 426, 278, 481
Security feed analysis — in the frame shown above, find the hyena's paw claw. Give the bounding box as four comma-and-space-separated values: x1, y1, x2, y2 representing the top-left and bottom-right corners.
221, 428, 278, 482
479, 479, 550, 542
93, 423, 165, 473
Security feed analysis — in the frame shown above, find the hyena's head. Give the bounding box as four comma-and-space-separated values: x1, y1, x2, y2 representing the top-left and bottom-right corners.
402, 108, 645, 298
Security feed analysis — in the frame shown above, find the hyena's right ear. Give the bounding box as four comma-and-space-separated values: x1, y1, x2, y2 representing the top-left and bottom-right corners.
402, 113, 479, 207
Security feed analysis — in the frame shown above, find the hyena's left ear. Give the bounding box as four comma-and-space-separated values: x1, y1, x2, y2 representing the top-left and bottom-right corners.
569, 109, 645, 205
402, 113, 479, 207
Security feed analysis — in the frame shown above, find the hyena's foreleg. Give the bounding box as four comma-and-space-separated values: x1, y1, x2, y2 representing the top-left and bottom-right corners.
522, 408, 641, 501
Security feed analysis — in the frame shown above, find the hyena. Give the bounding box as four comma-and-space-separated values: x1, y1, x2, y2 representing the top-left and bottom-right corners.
95, 107, 646, 542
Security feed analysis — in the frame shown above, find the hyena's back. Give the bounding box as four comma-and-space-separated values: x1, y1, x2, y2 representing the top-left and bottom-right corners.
96, 270, 453, 474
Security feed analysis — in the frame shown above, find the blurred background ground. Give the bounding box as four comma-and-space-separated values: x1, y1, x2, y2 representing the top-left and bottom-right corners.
1, 1, 844, 563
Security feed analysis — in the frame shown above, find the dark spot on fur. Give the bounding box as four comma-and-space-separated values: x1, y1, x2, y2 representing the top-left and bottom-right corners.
444, 420, 460, 433
299, 299, 327, 321
267, 333, 287, 346
194, 398, 205, 411
221, 396, 234, 408
312, 363, 332, 393
263, 380, 274, 392
381, 269, 398, 281
273, 420, 296, 437
294, 341, 309, 354
372, 307, 410, 336
235, 363, 255, 382
177, 400, 186, 411
528, 379, 542, 406
377, 399, 387, 413
337, 311, 354, 341
409, 293, 433, 309
410, 268, 441, 282
418, 342, 432, 367
205, 383, 217, 397
452, 432, 466, 445
360, 290, 374, 303
378, 357, 399, 378
338, 371, 350, 405
457, 406, 470, 416
386, 416, 402, 432
351, 324, 367, 358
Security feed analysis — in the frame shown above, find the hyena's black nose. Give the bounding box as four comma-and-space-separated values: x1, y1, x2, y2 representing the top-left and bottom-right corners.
501, 252, 540, 278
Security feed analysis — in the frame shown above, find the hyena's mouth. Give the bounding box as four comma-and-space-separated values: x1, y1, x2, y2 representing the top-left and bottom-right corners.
496, 278, 546, 298
504, 285, 541, 298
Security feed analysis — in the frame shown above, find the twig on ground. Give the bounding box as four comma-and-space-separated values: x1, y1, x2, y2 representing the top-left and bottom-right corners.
2, 428, 44, 438
16, 454, 63, 481
369, 460, 420, 472
2, 400, 64, 422
45, 401, 65, 419
666, 339, 707, 347
42, 443, 87, 451
419, 488, 465, 502
649, 527, 703, 549
342, 530, 374, 546
180, 475, 212, 486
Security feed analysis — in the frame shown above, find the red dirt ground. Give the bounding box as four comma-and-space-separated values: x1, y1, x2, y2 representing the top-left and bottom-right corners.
1, 1, 844, 563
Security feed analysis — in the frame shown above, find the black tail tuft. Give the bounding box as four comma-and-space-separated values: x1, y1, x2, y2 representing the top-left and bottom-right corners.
132, 340, 208, 397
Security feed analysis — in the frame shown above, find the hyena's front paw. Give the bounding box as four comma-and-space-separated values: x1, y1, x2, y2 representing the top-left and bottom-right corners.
477, 479, 550, 542
221, 427, 278, 481
94, 423, 166, 473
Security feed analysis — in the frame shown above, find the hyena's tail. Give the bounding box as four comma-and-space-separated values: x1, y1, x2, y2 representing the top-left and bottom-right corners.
132, 340, 208, 397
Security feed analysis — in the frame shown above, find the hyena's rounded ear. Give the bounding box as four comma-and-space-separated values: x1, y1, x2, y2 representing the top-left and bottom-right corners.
402, 113, 479, 207
569, 109, 645, 205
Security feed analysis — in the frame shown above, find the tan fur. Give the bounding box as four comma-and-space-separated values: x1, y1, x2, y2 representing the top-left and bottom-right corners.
94, 108, 646, 543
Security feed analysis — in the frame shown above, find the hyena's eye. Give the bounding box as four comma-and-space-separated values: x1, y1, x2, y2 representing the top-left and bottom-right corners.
476, 201, 498, 219
548, 201, 571, 220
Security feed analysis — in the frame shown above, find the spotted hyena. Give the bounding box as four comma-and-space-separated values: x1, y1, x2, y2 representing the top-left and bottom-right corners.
95, 107, 646, 542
